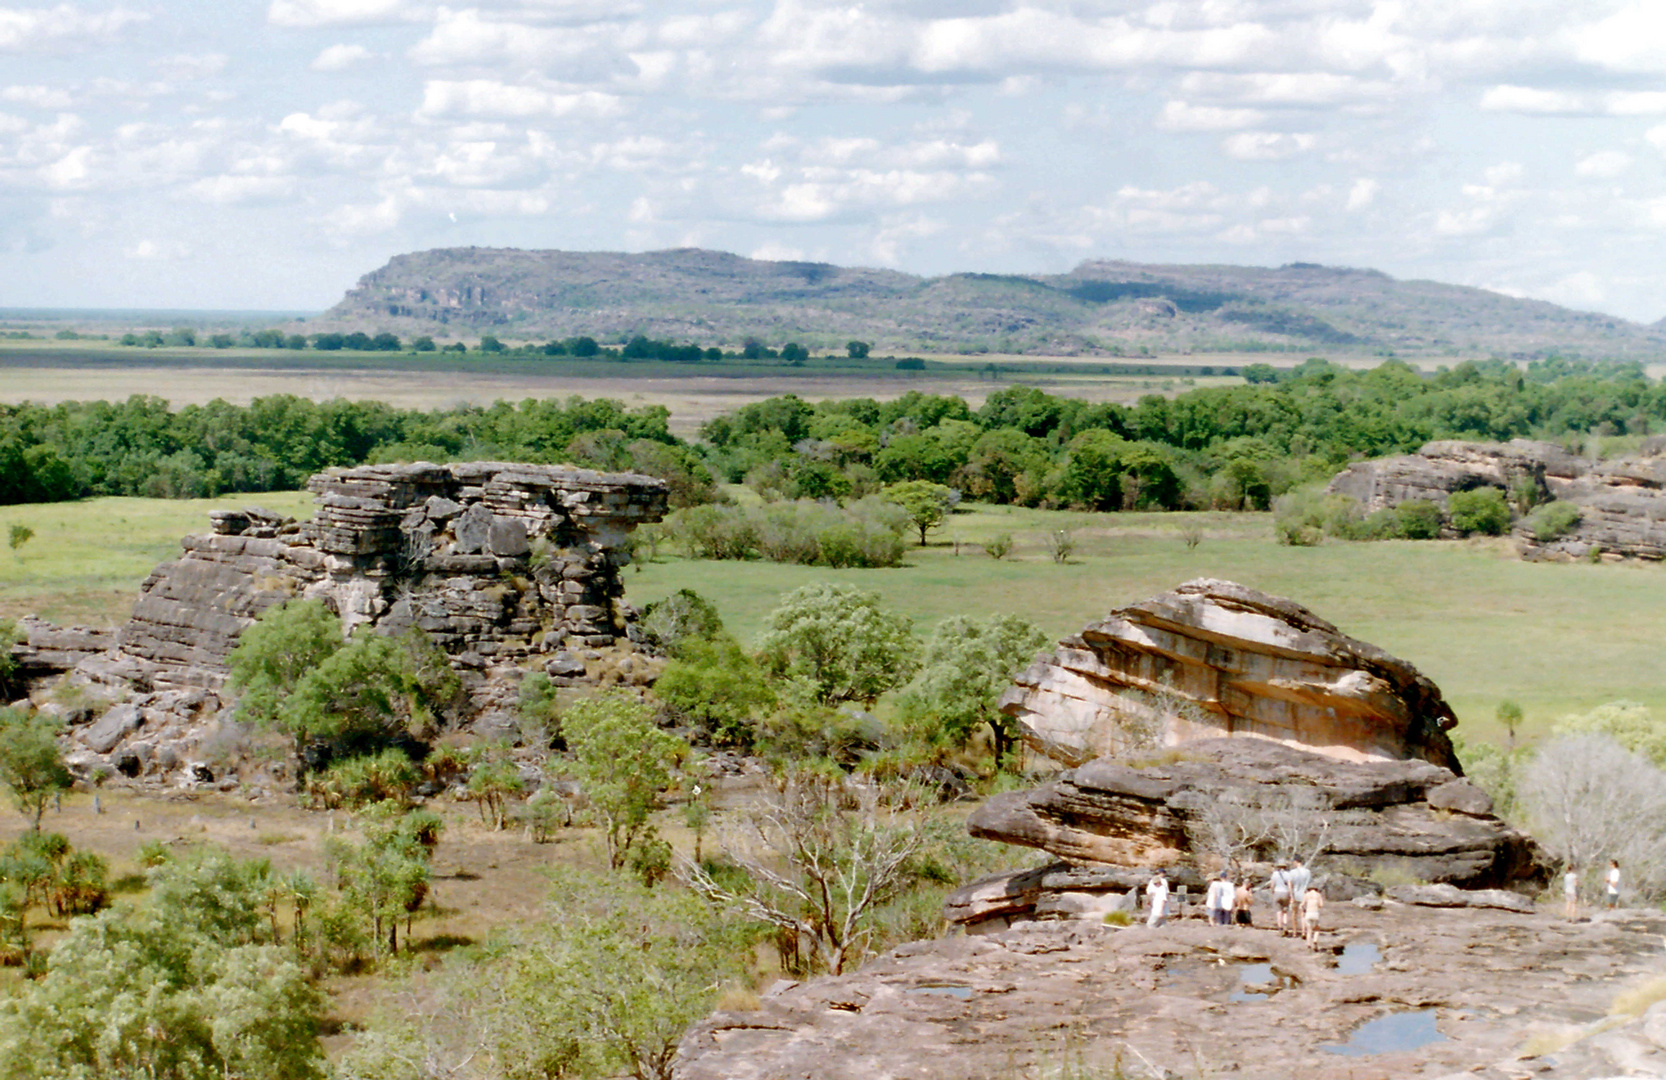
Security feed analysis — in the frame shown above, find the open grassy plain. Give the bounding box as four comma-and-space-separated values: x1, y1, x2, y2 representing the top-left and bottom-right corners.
3, 491, 1661, 746
0, 341, 1242, 435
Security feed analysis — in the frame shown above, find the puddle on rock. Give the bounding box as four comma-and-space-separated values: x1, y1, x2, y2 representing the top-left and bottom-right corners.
1336, 941, 1381, 975
1228, 962, 1298, 1002
906, 984, 974, 1001
1322, 1009, 1446, 1056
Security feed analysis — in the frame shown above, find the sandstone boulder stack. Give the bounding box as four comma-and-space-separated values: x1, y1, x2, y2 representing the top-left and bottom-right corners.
30, 462, 667, 780
1000, 578, 1459, 770
950, 738, 1542, 931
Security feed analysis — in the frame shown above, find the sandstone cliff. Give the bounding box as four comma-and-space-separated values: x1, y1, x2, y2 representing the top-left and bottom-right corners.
999, 579, 1459, 770
1326, 437, 1666, 559
34, 462, 667, 782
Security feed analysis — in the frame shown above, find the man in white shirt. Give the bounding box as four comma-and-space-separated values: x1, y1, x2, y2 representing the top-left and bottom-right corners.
1286, 858, 1313, 935
1206, 872, 1233, 926
1563, 866, 1579, 921
1606, 860, 1621, 909
1146, 871, 1170, 928
1270, 862, 1292, 936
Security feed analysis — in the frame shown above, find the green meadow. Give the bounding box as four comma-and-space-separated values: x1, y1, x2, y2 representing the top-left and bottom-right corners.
2, 491, 1660, 746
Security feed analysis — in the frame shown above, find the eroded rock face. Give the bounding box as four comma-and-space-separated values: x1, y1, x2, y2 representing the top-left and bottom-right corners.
953, 738, 1540, 928
675, 906, 1666, 1080
1000, 579, 1459, 769
36, 462, 667, 780
1327, 437, 1666, 559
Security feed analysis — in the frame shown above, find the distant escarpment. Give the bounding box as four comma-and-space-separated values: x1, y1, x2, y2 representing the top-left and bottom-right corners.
318, 246, 1666, 357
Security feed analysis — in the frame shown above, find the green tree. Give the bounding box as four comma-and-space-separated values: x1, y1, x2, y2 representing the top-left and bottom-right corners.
0, 849, 327, 1080
896, 614, 1050, 766
0, 709, 71, 831
882, 479, 955, 545
327, 808, 441, 955
758, 583, 919, 706
464, 742, 526, 829
1495, 699, 1524, 748
653, 635, 777, 748
6, 525, 31, 554
226, 600, 346, 743
846, 340, 871, 359
1448, 487, 1511, 535
275, 629, 460, 766
1554, 701, 1666, 766
561, 693, 687, 869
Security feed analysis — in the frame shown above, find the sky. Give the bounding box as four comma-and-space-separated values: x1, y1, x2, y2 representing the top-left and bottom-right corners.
3, 1, 1666, 321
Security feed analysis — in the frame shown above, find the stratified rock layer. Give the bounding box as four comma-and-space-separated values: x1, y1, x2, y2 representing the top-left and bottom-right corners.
953, 738, 1540, 929
999, 578, 1459, 769
43, 462, 666, 779
1327, 437, 1666, 559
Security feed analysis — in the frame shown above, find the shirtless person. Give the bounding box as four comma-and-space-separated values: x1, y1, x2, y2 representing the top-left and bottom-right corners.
1302, 886, 1325, 947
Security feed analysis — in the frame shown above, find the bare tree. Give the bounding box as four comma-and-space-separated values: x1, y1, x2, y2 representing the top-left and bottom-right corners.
678, 771, 928, 975
1521, 734, 1666, 902
1185, 786, 1332, 874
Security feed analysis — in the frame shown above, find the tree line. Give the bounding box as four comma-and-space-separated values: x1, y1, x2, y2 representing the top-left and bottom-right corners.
4, 355, 1663, 510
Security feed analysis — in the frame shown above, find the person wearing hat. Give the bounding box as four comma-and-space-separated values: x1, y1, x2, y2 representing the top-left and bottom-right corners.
1205, 870, 1234, 926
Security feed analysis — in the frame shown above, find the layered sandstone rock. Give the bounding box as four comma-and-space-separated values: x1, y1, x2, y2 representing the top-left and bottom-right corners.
674, 904, 1666, 1080
950, 738, 1541, 931
1326, 437, 1666, 558
999, 579, 1459, 769
34, 462, 667, 780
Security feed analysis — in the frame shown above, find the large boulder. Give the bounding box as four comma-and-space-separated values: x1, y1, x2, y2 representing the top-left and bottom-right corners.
1000, 579, 1460, 769
952, 737, 1542, 928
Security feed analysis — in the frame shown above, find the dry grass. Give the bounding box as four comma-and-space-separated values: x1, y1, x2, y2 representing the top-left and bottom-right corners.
1611, 976, 1666, 1018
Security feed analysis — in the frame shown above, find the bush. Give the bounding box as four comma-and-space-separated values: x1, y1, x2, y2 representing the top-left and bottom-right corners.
1447, 487, 1511, 536
1391, 499, 1444, 539
758, 584, 919, 707
666, 501, 906, 568
654, 635, 776, 747
305, 749, 420, 810
1521, 734, 1666, 903
982, 532, 1013, 560
1524, 500, 1582, 541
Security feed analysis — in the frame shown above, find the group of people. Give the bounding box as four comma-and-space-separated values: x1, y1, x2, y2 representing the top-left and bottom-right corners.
1562, 859, 1623, 920
1143, 857, 1326, 947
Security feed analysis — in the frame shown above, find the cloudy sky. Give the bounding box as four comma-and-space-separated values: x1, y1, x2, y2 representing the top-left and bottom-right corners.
3, 1, 1666, 320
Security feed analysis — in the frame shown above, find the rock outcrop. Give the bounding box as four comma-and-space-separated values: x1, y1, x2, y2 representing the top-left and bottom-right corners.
1327, 437, 1666, 559
675, 904, 1666, 1080
34, 462, 667, 780
1000, 579, 1459, 769
953, 739, 1540, 930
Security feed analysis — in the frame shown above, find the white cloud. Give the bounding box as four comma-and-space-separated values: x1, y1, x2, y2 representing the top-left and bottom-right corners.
1221, 131, 1316, 161
1484, 162, 1524, 187
1346, 178, 1378, 211
1575, 151, 1631, 178
153, 53, 228, 79
1572, 3, 1666, 74
416, 81, 622, 120
268, 0, 406, 29
0, 4, 146, 52
311, 44, 376, 72
1480, 85, 1585, 114
0, 85, 74, 109
123, 238, 189, 260
1178, 72, 1393, 107
750, 240, 805, 261
1156, 100, 1265, 132
187, 174, 296, 205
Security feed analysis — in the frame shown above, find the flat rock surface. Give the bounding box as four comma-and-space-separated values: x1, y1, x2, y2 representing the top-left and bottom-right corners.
676, 903, 1666, 1080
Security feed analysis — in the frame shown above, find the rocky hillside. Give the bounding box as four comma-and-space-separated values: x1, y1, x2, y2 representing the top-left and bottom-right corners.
319, 247, 1666, 358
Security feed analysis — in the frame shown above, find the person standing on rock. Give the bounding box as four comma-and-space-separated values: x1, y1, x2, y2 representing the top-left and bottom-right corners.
1146, 871, 1170, 928
1605, 860, 1621, 909
1287, 858, 1313, 936
1302, 886, 1325, 948
1563, 865, 1580, 920
1233, 879, 1254, 927
1206, 872, 1233, 926
1270, 862, 1293, 936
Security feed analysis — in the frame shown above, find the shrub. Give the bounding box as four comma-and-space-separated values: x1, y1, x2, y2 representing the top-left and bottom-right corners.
666, 501, 905, 568
559, 693, 687, 870
653, 635, 777, 748
1521, 733, 1666, 902
1447, 487, 1511, 536
758, 584, 919, 707
305, 749, 420, 810
1392, 499, 1444, 539
983, 532, 1013, 560
1524, 500, 1582, 541
637, 588, 725, 654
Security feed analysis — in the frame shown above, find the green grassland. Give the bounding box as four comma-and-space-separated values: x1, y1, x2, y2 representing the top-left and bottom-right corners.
2, 491, 1659, 746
